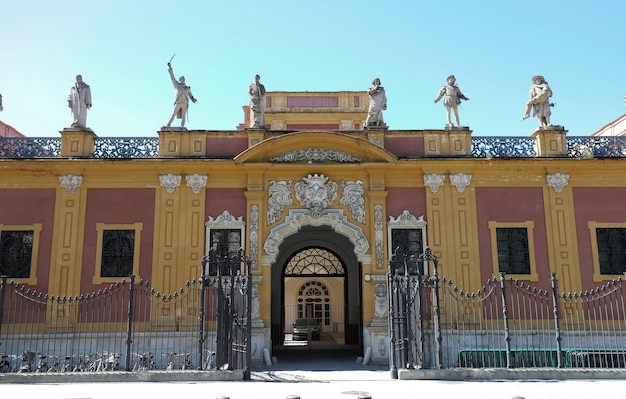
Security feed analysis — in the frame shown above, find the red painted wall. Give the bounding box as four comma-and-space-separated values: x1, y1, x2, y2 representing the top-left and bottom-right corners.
206, 188, 247, 221
475, 187, 550, 288
206, 137, 248, 157
384, 137, 424, 157
82, 188, 155, 292
573, 187, 626, 289
386, 187, 427, 220
0, 188, 55, 290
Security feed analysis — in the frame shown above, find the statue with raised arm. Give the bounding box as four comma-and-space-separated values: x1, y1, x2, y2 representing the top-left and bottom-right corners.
166, 62, 197, 128
365, 77, 387, 129
434, 74, 469, 128
248, 74, 266, 128
522, 75, 553, 128
68, 75, 92, 128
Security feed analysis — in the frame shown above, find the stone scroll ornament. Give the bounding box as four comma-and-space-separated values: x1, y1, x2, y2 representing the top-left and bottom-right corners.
295, 174, 338, 217
267, 180, 293, 225
340, 180, 366, 224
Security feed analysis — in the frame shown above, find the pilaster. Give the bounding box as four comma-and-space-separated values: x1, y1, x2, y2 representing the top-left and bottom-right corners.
49, 174, 87, 298
543, 172, 581, 293
532, 127, 568, 157
423, 128, 472, 157
158, 130, 206, 157
60, 129, 96, 157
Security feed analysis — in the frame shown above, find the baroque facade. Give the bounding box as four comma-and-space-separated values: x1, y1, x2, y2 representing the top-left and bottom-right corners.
2, 91, 626, 365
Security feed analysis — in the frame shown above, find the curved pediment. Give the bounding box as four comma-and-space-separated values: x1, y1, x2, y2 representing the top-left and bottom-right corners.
234, 132, 397, 164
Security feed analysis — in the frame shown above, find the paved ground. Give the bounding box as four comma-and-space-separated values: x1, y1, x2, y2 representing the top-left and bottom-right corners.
2, 349, 626, 399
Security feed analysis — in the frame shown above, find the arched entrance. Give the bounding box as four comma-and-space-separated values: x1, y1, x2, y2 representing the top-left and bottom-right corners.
271, 226, 363, 351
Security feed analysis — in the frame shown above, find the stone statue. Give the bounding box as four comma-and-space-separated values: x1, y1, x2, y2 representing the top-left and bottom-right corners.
434, 74, 469, 128
68, 75, 92, 128
522, 75, 553, 128
365, 78, 387, 128
0, 93, 3, 111
248, 74, 266, 128
166, 62, 197, 128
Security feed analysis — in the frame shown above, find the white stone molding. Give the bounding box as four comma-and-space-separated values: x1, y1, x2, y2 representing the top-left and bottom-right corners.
374, 281, 388, 318
294, 174, 338, 217
185, 174, 207, 194
449, 172, 472, 193
423, 173, 445, 193
375, 204, 384, 269
205, 210, 246, 262
159, 174, 182, 194
267, 180, 293, 225
250, 204, 259, 269
340, 180, 366, 224
59, 174, 83, 195
546, 172, 569, 193
269, 148, 362, 163
262, 208, 370, 265
206, 210, 245, 227
371, 138, 382, 147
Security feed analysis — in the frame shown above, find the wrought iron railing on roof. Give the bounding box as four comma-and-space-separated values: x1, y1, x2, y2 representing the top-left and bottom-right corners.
2, 135, 626, 159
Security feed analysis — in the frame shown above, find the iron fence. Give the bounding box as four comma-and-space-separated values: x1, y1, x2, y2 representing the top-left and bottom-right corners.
389, 253, 626, 372
0, 271, 251, 375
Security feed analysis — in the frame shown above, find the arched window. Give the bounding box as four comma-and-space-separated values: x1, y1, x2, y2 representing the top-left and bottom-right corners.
297, 280, 330, 326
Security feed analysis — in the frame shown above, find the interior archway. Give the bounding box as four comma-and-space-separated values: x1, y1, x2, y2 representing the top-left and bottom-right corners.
271, 226, 362, 352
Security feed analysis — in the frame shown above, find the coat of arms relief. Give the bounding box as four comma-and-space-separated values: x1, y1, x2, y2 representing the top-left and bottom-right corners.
295, 174, 338, 218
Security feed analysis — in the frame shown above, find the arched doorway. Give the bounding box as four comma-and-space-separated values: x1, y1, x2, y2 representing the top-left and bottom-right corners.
271, 226, 363, 351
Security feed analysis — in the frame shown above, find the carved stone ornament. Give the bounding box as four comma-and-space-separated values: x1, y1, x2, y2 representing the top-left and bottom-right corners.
59, 174, 83, 195
263, 208, 370, 265
546, 172, 569, 193
249, 204, 259, 269
267, 180, 293, 225
295, 174, 338, 217
159, 174, 182, 194
375, 204, 384, 269
206, 210, 244, 227
388, 210, 427, 228
340, 180, 366, 224
185, 174, 207, 194
269, 148, 362, 163
449, 172, 472, 193
424, 173, 445, 193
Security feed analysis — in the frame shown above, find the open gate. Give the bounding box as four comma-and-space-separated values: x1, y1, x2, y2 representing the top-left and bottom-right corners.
202, 248, 252, 379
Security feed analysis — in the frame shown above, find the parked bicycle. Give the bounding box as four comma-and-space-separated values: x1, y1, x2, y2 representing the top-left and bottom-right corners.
162, 352, 192, 370
132, 352, 155, 371
0, 353, 15, 373
17, 350, 37, 373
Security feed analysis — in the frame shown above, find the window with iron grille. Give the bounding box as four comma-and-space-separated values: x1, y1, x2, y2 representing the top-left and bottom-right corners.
390, 229, 424, 274
0, 230, 33, 278
93, 222, 142, 284
207, 229, 242, 275
596, 228, 626, 275
496, 227, 531, 274
297, 280, 330, 326
100, 229, 135, 277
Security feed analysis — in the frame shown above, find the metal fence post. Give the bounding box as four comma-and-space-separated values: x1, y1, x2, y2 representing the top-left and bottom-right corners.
199, 256, 208, 370
414, 256, 425, 369
387, 268, 397, 379
430, 253, 443, 369
125, 275, 135, 371
499, 273, 513, 368
0, 276, 6, 350
245, 254, 252, 380
550, 273, 563, 367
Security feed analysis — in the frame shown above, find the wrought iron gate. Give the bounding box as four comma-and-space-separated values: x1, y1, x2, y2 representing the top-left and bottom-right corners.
388, 248, 441, 377
202, 248, 252, 379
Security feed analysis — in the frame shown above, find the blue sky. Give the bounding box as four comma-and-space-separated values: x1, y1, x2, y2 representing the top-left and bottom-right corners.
1, 0, 624, 137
